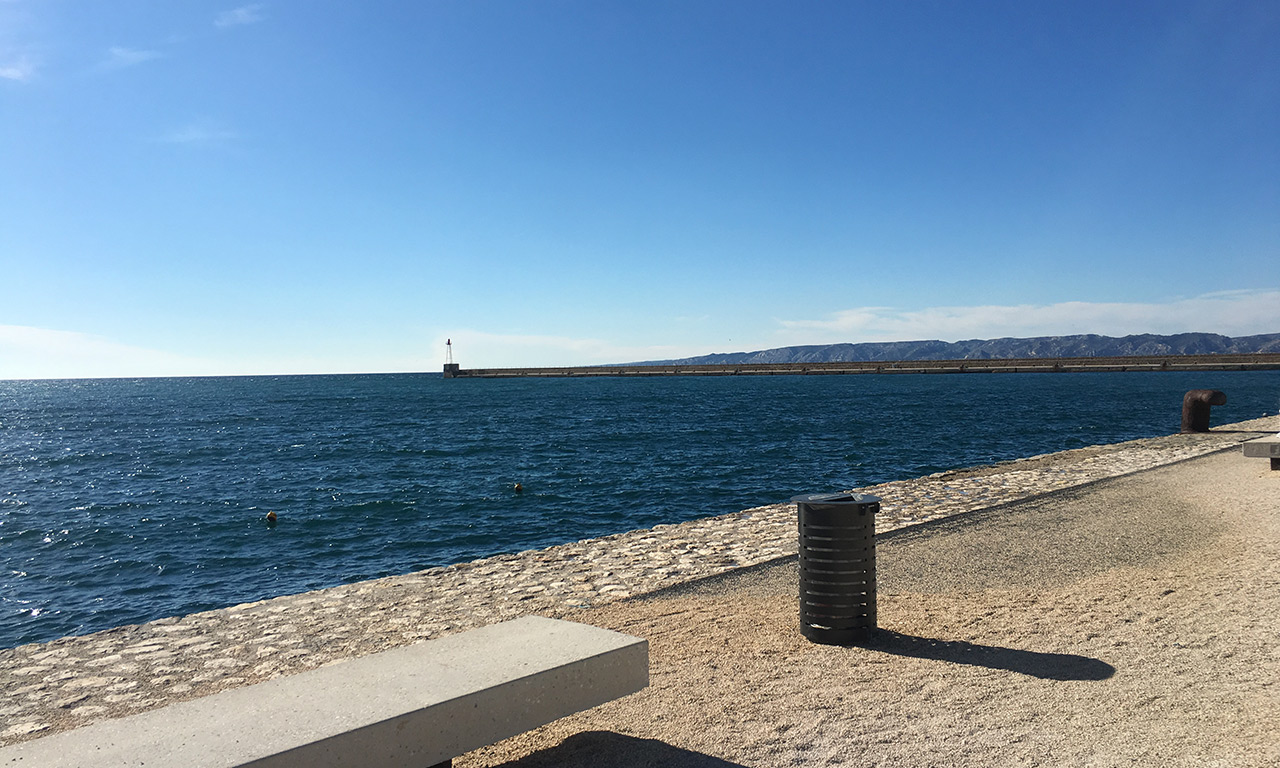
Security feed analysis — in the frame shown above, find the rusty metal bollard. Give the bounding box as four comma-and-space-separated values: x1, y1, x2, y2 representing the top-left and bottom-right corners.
1181, 389, 1226, 433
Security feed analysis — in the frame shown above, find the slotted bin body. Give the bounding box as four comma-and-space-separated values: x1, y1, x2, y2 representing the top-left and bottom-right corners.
794, 492, 881, 644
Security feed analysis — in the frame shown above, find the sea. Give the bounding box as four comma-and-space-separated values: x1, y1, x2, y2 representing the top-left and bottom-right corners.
2, 371, 1277, 650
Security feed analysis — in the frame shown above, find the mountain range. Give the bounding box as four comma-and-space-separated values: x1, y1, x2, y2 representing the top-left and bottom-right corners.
644, 333, 1280, 366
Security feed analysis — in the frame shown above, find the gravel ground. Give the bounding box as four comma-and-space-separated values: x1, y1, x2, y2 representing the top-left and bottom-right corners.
459, 447, 1280, 767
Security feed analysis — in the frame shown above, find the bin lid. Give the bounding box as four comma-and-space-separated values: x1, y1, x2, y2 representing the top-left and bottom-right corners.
791, 492, 881, 506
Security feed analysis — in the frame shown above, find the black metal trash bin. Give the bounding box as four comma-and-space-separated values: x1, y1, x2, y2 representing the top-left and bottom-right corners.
794, 492, 881, 644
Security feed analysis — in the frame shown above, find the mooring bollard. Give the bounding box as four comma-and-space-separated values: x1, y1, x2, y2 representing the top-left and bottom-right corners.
794, 492, 881, 645
1181, 389, 1226, 433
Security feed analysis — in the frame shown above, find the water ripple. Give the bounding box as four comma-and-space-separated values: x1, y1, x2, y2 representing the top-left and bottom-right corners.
1, 371, 1276, 648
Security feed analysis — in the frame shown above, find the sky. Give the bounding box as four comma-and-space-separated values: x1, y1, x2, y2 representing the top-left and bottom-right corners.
2, 0, 1278, 378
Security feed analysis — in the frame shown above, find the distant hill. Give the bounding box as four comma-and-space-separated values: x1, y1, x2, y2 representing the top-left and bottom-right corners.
642, 333, 1280, 366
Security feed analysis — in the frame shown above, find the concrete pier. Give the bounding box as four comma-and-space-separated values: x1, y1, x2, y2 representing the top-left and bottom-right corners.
443, 353, 1280, 378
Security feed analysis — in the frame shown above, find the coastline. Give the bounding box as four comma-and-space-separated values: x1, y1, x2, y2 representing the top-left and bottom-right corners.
2, 415, 1276, 747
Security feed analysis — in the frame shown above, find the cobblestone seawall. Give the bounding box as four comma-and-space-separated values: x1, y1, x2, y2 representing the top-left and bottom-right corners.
3, 415, 1277, 745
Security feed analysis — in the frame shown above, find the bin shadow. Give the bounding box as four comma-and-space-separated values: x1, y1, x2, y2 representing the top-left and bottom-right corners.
865, 630, 1115, 681
489, 731, 748, 768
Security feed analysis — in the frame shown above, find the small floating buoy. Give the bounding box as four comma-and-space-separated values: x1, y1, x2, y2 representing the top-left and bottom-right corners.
513, 483, 523, 493
265, 511, 278, 527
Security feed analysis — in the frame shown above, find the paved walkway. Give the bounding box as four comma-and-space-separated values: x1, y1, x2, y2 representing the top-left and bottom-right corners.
462, 431, 1280, 767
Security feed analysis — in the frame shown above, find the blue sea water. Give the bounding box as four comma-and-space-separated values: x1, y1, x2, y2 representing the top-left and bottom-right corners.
2, 371, 1277, 649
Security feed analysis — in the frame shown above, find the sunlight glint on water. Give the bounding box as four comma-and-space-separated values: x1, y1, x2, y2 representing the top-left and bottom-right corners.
1, 371, 1276, 648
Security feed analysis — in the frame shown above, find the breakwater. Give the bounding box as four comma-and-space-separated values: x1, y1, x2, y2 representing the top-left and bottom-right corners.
3, 415, 1276, 747
443, 353, 1280, 378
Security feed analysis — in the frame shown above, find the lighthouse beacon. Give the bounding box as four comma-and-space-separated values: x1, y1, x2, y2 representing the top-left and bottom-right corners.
443, 339, 460, 378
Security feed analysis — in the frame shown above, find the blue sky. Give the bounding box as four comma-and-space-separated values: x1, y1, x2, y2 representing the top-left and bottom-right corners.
2, 0, 1277, 378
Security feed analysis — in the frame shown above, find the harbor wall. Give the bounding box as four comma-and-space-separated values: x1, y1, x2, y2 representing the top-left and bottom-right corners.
443, 353, 1280, 378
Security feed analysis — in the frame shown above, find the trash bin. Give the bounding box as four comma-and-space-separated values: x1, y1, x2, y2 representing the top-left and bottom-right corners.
794, 492, 881, 644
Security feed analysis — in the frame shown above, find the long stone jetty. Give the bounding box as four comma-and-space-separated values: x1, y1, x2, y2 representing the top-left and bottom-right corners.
2, 415, 1277, 749
443, 353, 1280, 378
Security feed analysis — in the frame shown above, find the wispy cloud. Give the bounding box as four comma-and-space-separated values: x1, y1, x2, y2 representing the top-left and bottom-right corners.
0, 326, 221, 380
1, 0, 39, 80
438, 291, 1280, 369
100, 46, 162, 70
215, 4, 265, 29
0, 54, 35, 81
432, 330, 709, 369
775, 289, 1280, 345
155, 121, 238, 145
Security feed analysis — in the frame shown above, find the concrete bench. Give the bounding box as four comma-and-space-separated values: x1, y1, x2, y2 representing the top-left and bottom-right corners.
1242, 434, 1280, 470
0, 616, 648, 768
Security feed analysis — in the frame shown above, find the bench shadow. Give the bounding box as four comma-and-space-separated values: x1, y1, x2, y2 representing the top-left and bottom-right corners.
491, 731, 747, 768
866, 630, 1115, 681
